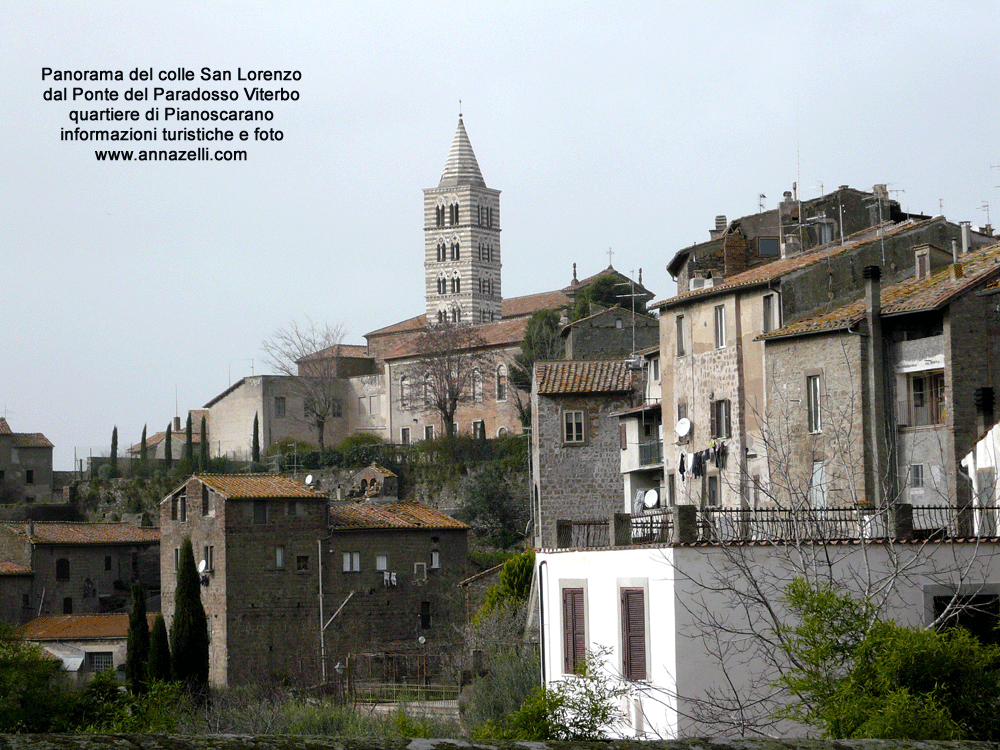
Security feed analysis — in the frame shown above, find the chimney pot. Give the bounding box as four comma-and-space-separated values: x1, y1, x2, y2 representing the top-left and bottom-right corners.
173, 416, 181, 431
863, 265, 881, 281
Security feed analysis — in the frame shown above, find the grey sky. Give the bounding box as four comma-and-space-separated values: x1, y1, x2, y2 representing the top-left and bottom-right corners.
3, 2, 999, 469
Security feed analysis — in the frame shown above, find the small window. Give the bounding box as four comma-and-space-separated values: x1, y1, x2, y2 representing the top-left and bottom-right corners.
343, 551, 360, 572
420, 600, 431, 629
675, 315, 686, 356
414, 562, 427, 581
375, 554, 388, 571
87, 651, 113, 673
710, 399, 731, 439
296, 555, 309, 571
759, 237, 780, 257
331, 399, 343, 417
286, 500, 301, 516
430, 550, 440, 569
174, 548, 179, 572
400, 427, 410, 445
472, 420, 485, 439
714, 305, 726, 348
424, 425, 435, 441
253, 499, 266, 524
807, 375, 822, 433
274, 396, 286, 418
25, 470, 34, 485
496, 365, 508, 402
707, 475, 720, 506
762, 293, 776, 333
179, 492, 187, 523
276, 546, 285, 569
202, 485, 210, 515
62, 597, 73, 614
358, 396, 367, 415
916, 249, 930, 280
21, 594, 29, 609
907, 371, 946, 426
651, 358, 659, 382
56, 558, 70, 581
911, 464, 925, 489
104, 555, 112, 572
563, 411, 585, 443
810, 460, 828, 509
677, 402, 687, 421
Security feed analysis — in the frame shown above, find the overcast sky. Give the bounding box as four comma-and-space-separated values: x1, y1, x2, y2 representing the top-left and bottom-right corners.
3, 2, 999, 470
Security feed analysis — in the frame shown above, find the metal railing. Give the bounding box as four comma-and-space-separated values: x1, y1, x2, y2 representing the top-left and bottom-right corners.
631, 509, 673, 544
638, 440, 664, 466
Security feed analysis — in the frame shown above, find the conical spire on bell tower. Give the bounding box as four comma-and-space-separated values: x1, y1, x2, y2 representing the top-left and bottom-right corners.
423, 115, 502, 326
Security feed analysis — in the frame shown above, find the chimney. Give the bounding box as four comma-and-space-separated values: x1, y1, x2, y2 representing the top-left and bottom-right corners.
715, 215, 727, 232
952, 239, 959, 264
173, 416, 181, 431
961, 221, 971, 254
26, 520, 34, 538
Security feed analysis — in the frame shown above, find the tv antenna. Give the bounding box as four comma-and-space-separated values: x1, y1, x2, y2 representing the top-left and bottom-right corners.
979, 201, 991, 227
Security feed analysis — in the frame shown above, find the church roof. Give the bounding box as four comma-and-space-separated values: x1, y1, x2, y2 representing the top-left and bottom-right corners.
438, 117, 486, 188
382, 317, 529, 361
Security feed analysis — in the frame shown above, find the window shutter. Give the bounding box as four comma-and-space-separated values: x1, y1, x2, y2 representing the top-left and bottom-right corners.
563, 588, 585, 674
710, 401, 717, 438
621, 588, 646, 680
724, 400, 732, 438
620, 424, 627, 451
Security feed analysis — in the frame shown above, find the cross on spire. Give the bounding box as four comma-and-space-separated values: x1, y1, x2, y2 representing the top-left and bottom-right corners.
459, 99, 462, 118
607, 247, 614, 267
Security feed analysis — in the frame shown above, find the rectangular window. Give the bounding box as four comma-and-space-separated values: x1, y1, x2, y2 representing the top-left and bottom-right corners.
369, 395, 379, 415
677, 402, 687, 421
977, 469, 996, 506
908, 371, 946, 426
87, 651, 114, 673
207, 545, 214, 571
424, 425, 435, 440
296, 555, 309, 571
286, 500, 301, 516
621, 588, 647, 681
274, 396, 286, 418
709, 399, 731, 439
420, 601, 431, 629
174, 548, 179, 572
911, 464, 925, 489
62, 597, 73, 614
714, 305, 726, 348
472, 420, 485, 439
707, 475, 720, 506
933, 594, 1000, 645
916, 249, 930, 280
563, 411, 585, 443
375, 554, 388, 571
253, 499, 266, 524
807, 374, 822, 432
562, 587, 586, 674
675, 315, 686, 356
759, 237, 780, 257
179, 493, 187, 523
810, 460, 828, 509
342, 551, 360, 572
431, 550, 440, 569
25, 470, 34, 485
104, 555, 112, 571
414, 562, 428, 581
400, 427, 410, 445
762, 294, 776, 333
651, 357, 659, 382
202, 485, 210, 515
276, 546, 285, 569
56, 558, 70, 581
358, 396, 366, 415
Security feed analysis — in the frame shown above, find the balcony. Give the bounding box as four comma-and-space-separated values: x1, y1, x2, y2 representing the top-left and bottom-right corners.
638, 440, 663, 466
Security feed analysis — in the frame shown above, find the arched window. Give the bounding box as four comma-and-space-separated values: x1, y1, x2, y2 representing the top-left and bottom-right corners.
437, 310, 446, 324
437, 273, 447, 295
451, 242, 460, 260
437, 242, 446, 262
424, 374, 433, 406
435, 204, 445, 228
452, 307, 461, 324
450, 202, 459, 225
472, 369, 483, 402
496, 364, 508, 402
484, 244, 491, 262
451, 275, 460, 294
497, 427, 508, 437
400, 376, 410, 409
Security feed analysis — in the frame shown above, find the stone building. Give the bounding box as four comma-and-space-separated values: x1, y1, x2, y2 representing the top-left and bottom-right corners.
649, 215, 993, 512
563, 305, 659, 361
0, 522, 160, 625
0, 417, 54, 504
760, 239, 1000, 516
159, 474, 328, 686
0, 561, 33, 626
531, 360, 636, 549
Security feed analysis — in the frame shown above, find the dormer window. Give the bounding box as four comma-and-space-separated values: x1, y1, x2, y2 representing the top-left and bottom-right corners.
916, 248, 930, 280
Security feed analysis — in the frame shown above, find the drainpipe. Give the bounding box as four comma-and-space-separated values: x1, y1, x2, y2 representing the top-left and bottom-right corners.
864, 265, 889, 509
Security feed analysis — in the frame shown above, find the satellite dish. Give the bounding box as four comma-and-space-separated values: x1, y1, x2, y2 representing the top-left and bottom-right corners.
198, 560, 207, 574
643, 489, 659, 509
675, 418, 691, 438
418, 636, 426, 645
305, 474, 314, 486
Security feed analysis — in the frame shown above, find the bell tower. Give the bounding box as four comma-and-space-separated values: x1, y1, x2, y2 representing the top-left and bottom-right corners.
423, 116, 502, 325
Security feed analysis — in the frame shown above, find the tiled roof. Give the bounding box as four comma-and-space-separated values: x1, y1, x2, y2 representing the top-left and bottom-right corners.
760, 240, 1000, 340
0, 561, 32, 575
11, 433, 53, 448
652, 217, 941, 310
365, 313, 428, 339
329, 500, 468, 530
17, 613, 156, 641
5, 522, 160, 545
562, 265, 655, 302
197, 474, 326, 499
0, 418, 10, 435
357, 463, 397, 478
613, 401, 662, 418
383, 318, 528, 361
297, 343, 371, 362
535, 360, 632, 394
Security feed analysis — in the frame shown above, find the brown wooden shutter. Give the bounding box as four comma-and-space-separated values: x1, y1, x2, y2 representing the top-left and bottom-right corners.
620, 424, 627, 451
724, 399, 732, 438
709, 400, 717, 438
621, 587, 646, 680
563, 588, 585, 674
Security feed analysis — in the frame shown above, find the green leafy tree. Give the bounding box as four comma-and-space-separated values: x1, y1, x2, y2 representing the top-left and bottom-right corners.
476, 549, 534, 623
183, 414, 194, 469
164, 423, 173, 471
779, 578, 1000, 740
139, 424, 148, 475
199, 416, 208, 471
252, 412, 261, 463
569, 274, 646, 322
457, 465, 528, 548
109, 425, 120, 478
170, 537, 209, 692
0, 621, 77, 731
510, 309, 563, 426
148, 614, 171, 682
125, 583, 150, 693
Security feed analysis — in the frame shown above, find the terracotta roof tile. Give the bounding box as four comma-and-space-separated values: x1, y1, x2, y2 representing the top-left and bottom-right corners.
364, 313, 428, 339
383, 318, 528, 361
652, 217, 941, 310
17, 613, 156, 641
3, 522, 160, 545
297, 343, 371, 362
0, 561, 32, 575
0, 418, 10, 435
329, 500, 468, 530
196, 474, 326, 499
760, 240, 1000, 340
535, 360, 632, 394
11, 433, 53, 448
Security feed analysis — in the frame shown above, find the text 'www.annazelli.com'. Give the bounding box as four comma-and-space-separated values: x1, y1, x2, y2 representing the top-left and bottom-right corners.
94, 148, 248, 162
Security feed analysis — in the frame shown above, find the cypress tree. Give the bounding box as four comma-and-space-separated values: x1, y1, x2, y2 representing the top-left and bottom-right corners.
199, 416, 208, 471
252, 412, 261, 464
148, 614, 171, 682
109, 426, 120, 478
164, 424, 173, 471
184, 414, 194, 469
170, 537, 209, 691
139, 424, 148, 475
125, 582, 149, 693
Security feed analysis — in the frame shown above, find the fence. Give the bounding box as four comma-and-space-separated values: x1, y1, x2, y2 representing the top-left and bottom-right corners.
346, 651, 460, 704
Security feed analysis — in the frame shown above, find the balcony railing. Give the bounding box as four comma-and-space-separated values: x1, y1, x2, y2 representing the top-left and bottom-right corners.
553, 504, 1000, 549
638, 440, 663, 466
